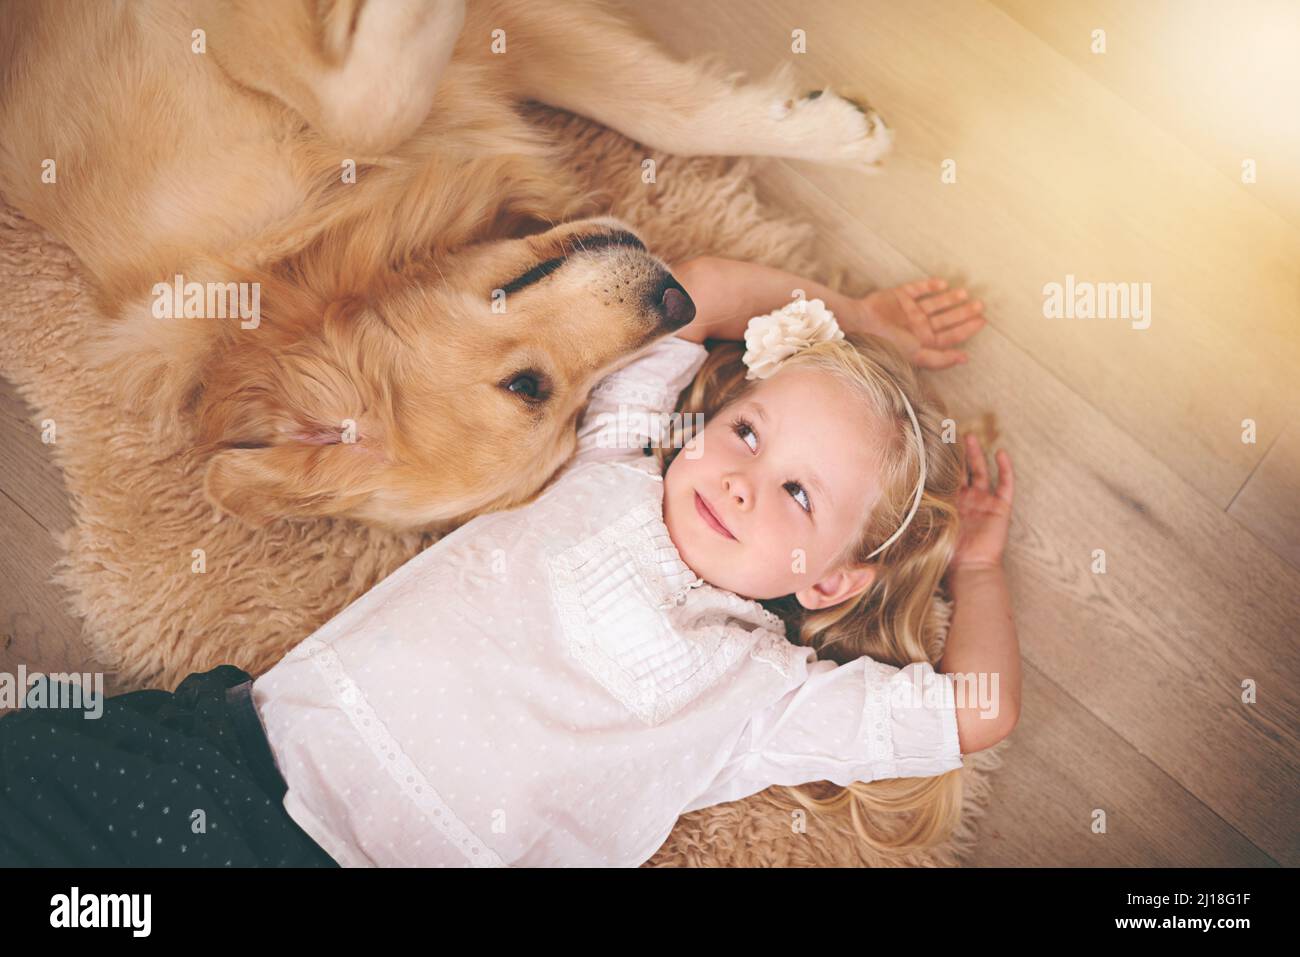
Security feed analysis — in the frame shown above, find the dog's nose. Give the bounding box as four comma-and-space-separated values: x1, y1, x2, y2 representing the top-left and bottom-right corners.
654, 274, 696, 330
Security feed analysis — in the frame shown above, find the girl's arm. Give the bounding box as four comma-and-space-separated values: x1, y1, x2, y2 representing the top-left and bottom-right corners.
671, 256, 868, 343
937, 433, 1021, 753
938, 564, 1021, 753
670, 255, 986, 370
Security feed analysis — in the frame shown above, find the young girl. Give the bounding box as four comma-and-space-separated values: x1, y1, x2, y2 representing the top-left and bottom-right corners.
0, 259, 1017, 868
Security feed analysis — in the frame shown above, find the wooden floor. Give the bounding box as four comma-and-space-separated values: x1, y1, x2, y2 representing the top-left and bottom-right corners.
2, 0, 1297, 866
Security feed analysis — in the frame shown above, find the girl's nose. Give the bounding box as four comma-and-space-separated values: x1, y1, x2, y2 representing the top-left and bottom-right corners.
724, 473, 751, 508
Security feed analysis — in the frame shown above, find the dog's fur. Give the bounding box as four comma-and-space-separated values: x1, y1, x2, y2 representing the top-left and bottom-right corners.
0, 0, 892, 531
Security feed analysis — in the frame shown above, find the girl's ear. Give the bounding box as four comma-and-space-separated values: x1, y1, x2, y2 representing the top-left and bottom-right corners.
794, 563, 876, 610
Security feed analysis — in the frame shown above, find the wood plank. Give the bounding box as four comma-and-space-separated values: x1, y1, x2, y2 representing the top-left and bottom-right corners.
617, 0, 1300, 513
971, 661, 1274, 865
0, 495, 123, 712
993, 0, 1300, 233
0, 376, 122, 712
0, 372, 76, 535
1228, 419, 1300, 572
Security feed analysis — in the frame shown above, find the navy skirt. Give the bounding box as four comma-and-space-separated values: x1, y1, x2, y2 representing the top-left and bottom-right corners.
0, 664, 338, 867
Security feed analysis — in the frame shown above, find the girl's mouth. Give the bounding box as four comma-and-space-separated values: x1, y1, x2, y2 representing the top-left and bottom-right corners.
694, 491, 736, 541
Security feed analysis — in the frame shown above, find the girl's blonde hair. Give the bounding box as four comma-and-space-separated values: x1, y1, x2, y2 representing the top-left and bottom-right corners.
653, 331, 967, 858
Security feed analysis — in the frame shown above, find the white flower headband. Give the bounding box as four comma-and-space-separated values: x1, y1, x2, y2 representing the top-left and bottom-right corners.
741, 298, 926, 560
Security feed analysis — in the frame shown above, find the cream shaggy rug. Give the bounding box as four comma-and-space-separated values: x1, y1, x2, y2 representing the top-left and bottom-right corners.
0, 103, 1002, 867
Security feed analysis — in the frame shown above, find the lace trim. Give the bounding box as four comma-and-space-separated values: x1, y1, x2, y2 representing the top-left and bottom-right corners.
939, 673, 962, 760
860, 660, 898, 774
693, 605, 803, 682
301, 636, 505, 868
748, 629, 805, 681
703, 584, 789, 635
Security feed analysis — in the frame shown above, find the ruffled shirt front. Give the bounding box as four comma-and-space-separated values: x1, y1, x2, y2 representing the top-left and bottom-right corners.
250, 335, 964, 867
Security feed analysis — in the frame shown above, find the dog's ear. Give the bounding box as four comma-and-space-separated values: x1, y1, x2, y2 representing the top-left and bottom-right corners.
194, 289, 402, 527
203, 430, 384, 528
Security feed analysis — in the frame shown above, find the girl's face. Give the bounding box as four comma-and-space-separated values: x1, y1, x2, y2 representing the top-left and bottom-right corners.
663, 365, 886, 606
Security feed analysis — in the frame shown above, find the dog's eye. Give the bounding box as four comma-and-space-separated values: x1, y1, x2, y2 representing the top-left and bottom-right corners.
508, 374, 539, 398
502, 370, 549, 402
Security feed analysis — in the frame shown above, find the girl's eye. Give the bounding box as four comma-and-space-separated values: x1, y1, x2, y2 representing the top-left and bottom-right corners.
731, 417, 758, 452
731, 414, 814, 515
785, 482, 811, 513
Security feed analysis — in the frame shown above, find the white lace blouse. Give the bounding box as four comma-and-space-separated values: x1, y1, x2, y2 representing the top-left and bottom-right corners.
250, 335, 964, 867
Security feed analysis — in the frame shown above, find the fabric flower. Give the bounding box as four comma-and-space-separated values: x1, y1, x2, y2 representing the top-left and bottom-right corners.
741, 298, 845, 380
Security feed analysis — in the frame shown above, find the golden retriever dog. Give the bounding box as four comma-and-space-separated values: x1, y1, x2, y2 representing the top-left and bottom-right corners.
0, 0, 893, 532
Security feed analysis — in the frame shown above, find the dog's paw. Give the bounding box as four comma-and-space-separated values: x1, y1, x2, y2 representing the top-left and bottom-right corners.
315, 0, 466, 154
768, 87, 894, 172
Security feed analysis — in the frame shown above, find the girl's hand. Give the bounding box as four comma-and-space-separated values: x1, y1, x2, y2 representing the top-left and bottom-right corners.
949, 433, 1014, 572
853, 278, 986, 370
